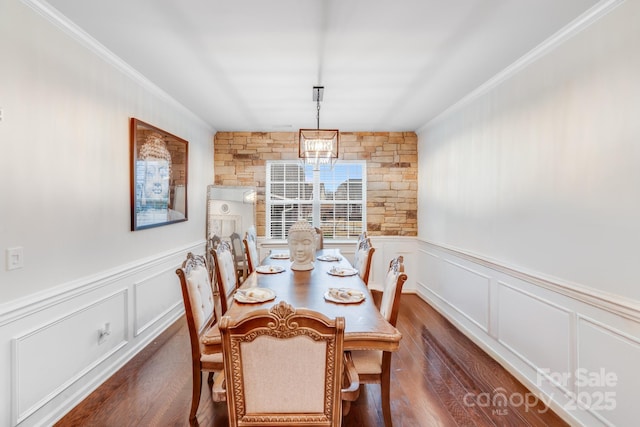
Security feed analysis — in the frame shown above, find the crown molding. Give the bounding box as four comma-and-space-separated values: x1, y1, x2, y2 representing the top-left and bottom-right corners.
19, 0, 215, 132
417, 0, 626, 134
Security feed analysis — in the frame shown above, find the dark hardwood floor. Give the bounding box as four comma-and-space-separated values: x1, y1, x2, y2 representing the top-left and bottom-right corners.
56, 295, 568, 426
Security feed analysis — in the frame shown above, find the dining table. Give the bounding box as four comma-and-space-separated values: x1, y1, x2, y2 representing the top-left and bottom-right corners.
201, 248, 402, 354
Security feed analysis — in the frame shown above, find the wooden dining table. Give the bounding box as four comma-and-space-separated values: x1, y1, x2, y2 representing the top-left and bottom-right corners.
201, 248, 402, 354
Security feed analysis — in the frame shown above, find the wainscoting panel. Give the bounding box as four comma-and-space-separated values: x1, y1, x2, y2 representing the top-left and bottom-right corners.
0, 241, 204, 427
419, 249, 442, 294
415, 240, 640, 426
11, 290, 128, 425
577, 316, 640, 426
441, 259, 490, 331
417, 249, 490, 332
133, 266, 183, 337
497, 282, 571, 386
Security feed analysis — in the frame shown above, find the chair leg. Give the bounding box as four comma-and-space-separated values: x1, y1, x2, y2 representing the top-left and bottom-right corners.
381, 353, 393, 427
189, 365, 202, 422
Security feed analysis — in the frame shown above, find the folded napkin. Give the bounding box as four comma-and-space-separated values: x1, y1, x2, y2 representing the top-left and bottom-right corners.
328, 287, 364, 301
236, 289, 266, 302
259, 265, 281, 273
329, 266, 356, 276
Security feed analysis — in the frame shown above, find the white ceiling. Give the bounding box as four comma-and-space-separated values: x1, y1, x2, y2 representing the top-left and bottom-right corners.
45, 0, 598, 132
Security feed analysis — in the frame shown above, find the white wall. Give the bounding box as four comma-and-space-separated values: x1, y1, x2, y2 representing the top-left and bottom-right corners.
417, 1, 640, 425
0, 1, 213, 425
418, 0, 639, 301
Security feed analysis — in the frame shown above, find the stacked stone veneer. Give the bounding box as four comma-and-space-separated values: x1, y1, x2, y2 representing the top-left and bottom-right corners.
213, 131, 417, 237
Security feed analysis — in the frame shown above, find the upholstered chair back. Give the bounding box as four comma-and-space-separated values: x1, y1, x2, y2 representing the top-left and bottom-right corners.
353, 238, 375, 286
314, 227, 324, 250
230, 232, 248, 281
212, 240, 238, 315
206, 234, 222, 282
219, 301, 347, 426
186, 261, 215, 334
379, 255, 408, 327
243, 230, 260, 273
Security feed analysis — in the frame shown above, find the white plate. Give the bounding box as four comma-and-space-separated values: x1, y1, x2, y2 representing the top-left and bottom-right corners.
234, 288, 276, 303
256, 265, 285, 274
327, 267, 358, 277
270, 252, 290, 259
317, 254, 341, 262
324, 288, 365, 304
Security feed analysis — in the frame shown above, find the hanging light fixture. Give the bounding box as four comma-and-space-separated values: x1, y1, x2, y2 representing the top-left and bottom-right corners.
299, 86, 339, 170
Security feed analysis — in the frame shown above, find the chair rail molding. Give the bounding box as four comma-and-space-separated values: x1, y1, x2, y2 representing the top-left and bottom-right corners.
0, 241, 205, 326
0, 240, 206, 427
415, 239, 640, 426
418, 239, 640, 322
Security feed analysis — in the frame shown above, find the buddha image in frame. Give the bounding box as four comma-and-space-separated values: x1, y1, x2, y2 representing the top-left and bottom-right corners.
132, 120, 188, 229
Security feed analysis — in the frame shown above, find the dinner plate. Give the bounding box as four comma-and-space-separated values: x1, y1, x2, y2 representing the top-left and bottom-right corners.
270, 252, 290, 259
234, 288, 276, 303
256, 265, 285, 274
317, 254, 341, 262
327, 267, 358, 277
324, 288, 365, 304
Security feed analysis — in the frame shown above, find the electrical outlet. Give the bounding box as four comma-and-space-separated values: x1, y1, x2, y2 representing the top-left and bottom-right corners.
6, 247, 24, 270
98, 322, 111, 344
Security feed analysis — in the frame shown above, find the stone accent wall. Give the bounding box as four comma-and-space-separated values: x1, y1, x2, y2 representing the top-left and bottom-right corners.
213, 131, 417, 237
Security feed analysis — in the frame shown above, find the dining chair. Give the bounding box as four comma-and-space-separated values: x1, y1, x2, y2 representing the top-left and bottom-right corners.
243, 229, 260, 274
175, 252, 225, 423
314, 226, 324, 250
229, 232, 248, 283
246, 224, 257, 242
356, 230, 368, 246
353, 237, 376, 288
206, 234, 222, 283
349, 255, 407, 427
218, 301, 360, 426
211, 240, 238, 316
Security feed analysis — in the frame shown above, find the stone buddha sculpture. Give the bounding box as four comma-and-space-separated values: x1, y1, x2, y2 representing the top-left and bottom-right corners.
288, 219, 316, 271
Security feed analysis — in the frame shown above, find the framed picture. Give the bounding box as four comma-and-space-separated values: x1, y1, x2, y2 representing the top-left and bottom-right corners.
130, 118, 188, 230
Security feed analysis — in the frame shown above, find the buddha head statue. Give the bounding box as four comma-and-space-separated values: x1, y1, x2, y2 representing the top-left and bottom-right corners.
288, 219, 315, 271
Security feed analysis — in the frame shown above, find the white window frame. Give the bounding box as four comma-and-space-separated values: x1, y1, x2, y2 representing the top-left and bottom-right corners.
265, 160, 367, 240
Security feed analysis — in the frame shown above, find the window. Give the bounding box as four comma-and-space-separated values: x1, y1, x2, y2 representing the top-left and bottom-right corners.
266, 161, 366, 240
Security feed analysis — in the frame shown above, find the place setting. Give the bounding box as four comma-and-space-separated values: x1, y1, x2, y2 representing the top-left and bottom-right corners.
327, 266, 358, 277
269, 251, 290, 260
317, 254, 341, 262
255, 264, 285, 274
234, 287, 276, 303
324, 287, 366, 304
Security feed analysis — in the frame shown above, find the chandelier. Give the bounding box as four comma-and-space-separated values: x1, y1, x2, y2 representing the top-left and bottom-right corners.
299, 86, 339, 170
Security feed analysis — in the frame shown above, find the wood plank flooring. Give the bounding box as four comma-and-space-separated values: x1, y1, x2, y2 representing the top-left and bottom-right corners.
56, 295, 568, 426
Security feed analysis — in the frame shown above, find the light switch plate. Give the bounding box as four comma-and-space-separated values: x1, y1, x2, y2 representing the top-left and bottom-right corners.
6, 247, 24, 270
